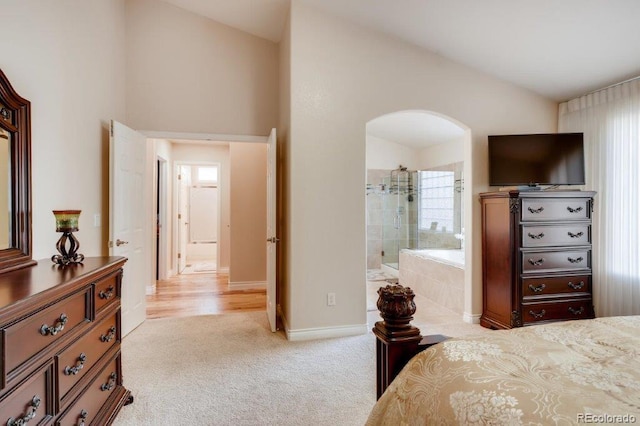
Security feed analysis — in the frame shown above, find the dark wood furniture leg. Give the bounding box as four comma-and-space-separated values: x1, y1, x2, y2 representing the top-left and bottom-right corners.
373, 284, 447, 399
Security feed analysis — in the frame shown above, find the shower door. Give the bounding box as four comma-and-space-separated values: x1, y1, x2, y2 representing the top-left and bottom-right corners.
381, 169, 417, 270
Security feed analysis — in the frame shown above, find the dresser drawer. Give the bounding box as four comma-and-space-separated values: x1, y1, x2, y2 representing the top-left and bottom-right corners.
522, 275, 591, 298
56, 353, 121, 426
523, 299, 594, 324
0, 361, 54, 425
4, 288, 91, 377
521, 249, 591, 274
521, 224, 591, 247
521, 198, 591, 221
57, 311, 119, 403
93, 270, 121, 315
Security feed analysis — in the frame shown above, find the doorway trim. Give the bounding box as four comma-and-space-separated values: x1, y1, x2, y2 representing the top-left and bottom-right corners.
174, 161, 223, 275
156, 156, 169, 281
142, 130, 270, 278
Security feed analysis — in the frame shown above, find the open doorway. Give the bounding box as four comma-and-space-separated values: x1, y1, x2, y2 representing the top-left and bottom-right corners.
147, 132, 275, 324
176, 163, 220, 275
364, 110, 471, 326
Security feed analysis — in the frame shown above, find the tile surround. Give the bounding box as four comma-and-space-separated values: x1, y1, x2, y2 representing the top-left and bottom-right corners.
399, 250, 464, 314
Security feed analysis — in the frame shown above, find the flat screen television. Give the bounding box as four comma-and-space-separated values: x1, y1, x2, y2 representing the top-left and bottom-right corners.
488, 133, 585, 187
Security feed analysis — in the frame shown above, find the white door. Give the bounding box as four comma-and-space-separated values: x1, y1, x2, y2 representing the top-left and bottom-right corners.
266, 128, 277, 332
109, 120, 151, 336
177, 165, 191, 273
189, 186, 218, 243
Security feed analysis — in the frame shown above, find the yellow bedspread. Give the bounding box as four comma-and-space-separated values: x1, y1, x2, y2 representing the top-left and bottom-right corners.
367, 316, 640, 425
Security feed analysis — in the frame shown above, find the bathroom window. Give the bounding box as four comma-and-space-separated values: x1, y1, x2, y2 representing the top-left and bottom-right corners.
196, 166, 218, 183
418, 170, 455, 233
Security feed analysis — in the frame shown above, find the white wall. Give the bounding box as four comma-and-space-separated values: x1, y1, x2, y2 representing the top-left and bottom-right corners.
125, 0, 279, 136
283, 1, 557, 336
0, 0, 126, 260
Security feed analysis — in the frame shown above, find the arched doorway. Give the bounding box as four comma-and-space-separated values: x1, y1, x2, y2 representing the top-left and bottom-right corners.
365, 110, 474, 325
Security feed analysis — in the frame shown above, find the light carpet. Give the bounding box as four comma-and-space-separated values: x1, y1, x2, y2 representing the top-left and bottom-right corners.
113, 312, 376, 426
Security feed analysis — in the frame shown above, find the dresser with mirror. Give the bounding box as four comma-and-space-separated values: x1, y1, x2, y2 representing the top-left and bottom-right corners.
0, 69, 131, 425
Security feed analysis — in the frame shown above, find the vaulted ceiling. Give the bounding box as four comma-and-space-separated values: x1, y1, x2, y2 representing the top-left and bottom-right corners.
163, 0, 640, 102
161, 0, 640, 145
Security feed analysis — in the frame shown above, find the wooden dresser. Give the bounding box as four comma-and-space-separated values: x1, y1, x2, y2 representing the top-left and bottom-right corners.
480, 190, 596, 329
0, 256, 131, 425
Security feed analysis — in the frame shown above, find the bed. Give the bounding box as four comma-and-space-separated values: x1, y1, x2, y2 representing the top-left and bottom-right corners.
369, 285, 640, 425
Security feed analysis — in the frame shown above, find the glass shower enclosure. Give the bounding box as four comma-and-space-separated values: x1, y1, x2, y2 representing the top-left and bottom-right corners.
381, 166, 418, 269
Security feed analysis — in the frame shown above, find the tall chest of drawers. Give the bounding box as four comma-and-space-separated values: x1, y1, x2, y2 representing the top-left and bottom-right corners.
0, 257, 131, 425
480, 190, 596, 329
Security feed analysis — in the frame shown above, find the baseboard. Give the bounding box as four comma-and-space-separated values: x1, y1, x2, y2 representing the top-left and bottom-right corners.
277, 305, 288, 331
463, 312, 481, 324
228, 280, 266, 290
284, 323, 368, 341
218, 267, 229, 273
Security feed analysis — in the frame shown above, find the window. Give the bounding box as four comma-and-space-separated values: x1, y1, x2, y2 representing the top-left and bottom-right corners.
196, 166, 218, 183
418, 170, 455, 233
558, 78, 640, 316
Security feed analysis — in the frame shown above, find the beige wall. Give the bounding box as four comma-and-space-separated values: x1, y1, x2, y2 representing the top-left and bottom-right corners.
0, 0, 126, 260
418, 136, 466, 170
283, 1, 558, 334
0, 0, 275, 290
229, 143, 268, 285
278, 8, 292, 326
125, 0, 279, 136
1, 0, 560, 339
366, 135, 421, 171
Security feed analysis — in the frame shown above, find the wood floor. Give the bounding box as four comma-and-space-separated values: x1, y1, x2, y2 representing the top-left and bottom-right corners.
146, 271, 266, 319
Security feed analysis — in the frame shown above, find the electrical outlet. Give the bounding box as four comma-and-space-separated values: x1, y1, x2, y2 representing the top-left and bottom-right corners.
327, 292, 336, 306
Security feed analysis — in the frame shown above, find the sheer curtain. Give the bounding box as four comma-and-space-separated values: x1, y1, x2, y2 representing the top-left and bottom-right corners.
559, 78, 640, 316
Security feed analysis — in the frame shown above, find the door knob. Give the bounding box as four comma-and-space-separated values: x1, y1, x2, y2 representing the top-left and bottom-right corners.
116, 239, 129, 246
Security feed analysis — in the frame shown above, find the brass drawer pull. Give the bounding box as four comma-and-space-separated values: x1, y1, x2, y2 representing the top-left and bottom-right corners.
77, 410, 88, 426
567, 206, 583, 213
527, 206, 544, 214
99, 286, 114, 300
64, 353, 87, 375
568, 306, 585, 315
528, 283, 546, 293
567, 231, 584, 238
568, 281, 585, 290
40, 313, 68, 336
567, 256, 584, 264
100, 325, 117, 343
527, 232, 545, 239
7, 395, 41, 426
101, 372, 117, 392
529, 309, 546, 319
528, 258, 545, 266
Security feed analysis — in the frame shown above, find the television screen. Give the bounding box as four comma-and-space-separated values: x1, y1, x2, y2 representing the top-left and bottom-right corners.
488, 133, 585, 186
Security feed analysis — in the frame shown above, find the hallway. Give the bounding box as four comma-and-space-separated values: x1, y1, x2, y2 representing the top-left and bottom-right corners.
146, 272, 266, 319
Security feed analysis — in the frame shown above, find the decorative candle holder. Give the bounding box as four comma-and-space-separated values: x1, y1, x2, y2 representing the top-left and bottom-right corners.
51, 210, 84, 266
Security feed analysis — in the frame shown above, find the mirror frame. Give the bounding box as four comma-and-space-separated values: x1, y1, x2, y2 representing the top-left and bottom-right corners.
0, 69, 35, 273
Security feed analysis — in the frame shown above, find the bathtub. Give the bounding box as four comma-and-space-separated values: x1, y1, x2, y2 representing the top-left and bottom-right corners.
399, 249, 465, 314
407, 249, 465, 269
